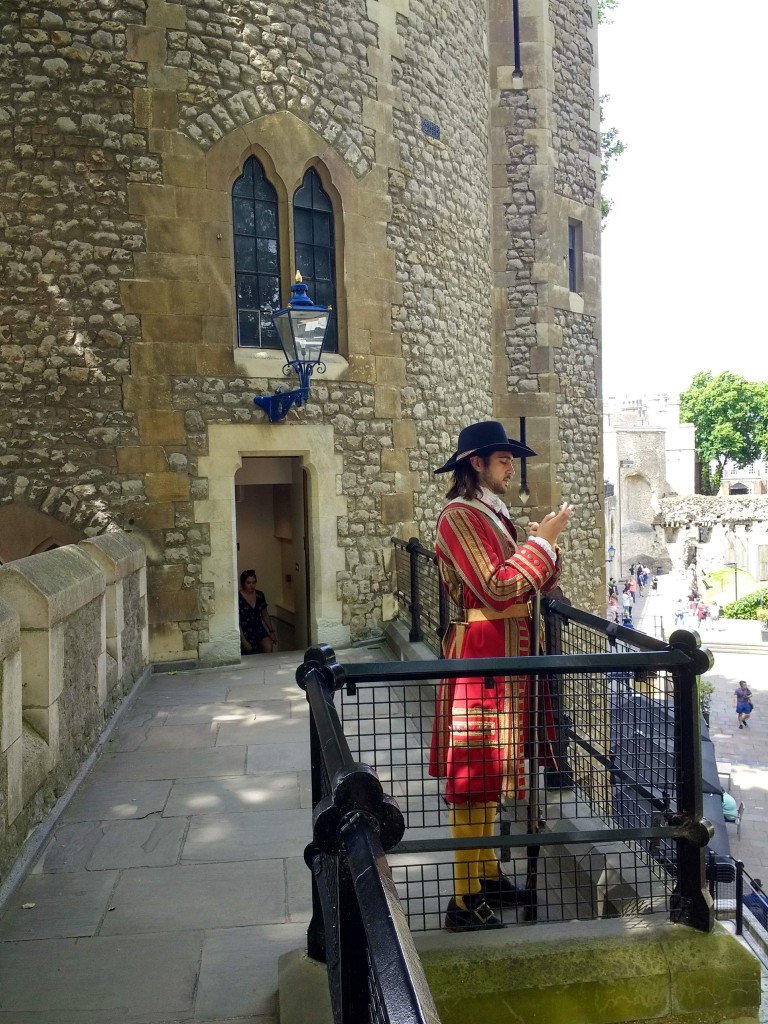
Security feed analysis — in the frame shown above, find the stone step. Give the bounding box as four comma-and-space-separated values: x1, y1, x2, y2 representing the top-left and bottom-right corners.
704, 642, 768, 656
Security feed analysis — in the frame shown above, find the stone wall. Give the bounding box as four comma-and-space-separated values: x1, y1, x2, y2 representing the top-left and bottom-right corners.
0, 0, 605, 662
0, 532, 148, 883
656, 495, 768, 587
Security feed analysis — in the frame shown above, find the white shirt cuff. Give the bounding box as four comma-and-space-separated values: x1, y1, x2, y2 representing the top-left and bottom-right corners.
528, 535, 555, 560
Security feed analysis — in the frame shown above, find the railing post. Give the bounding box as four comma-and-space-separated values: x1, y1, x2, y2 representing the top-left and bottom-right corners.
735, 859, 744, 935
406, 537, 423, 642
669, 640, 715, 932
336, 854, 370, 1023
306, 711, 326, 962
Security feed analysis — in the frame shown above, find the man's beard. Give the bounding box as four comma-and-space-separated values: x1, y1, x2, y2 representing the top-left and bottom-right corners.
479, 470, 509, 497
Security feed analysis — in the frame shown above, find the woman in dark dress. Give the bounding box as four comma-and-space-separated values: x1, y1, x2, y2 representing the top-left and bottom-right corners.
238, 569, 277, 654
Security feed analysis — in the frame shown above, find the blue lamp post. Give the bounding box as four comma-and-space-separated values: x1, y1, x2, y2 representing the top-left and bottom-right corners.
253, 273, 333, 423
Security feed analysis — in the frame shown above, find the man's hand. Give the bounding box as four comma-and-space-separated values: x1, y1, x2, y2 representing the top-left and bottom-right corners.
528, 502, 574, 546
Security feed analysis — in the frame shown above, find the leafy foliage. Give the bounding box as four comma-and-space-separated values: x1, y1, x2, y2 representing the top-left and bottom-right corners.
679, 372, 768, 494
597, 0, 619, 23
722, 587, 768, 623
600, 103, 626, 221
597, 3, 625, 223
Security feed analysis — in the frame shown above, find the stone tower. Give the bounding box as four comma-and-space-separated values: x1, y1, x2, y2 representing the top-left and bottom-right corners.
0, 0, 603, 663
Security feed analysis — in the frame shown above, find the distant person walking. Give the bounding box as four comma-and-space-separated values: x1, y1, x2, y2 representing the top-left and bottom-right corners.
734, 681, 754, 730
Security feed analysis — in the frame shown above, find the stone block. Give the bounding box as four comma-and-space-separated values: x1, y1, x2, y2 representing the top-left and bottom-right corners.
176, 188, 230, 224
79, 533, 146, 583
375, 353, 406, 385
393, 419, 417, 449
166, 279, 213, 316
148, 587, 202, 624
162, 154, 207, 189
121, 374, 173, 411
196, 345, 234, 375
380, 448, 409, 473
135, 504, 175, 531
144, 473, 190, 503
138, 410, 186, 446
142, 314, 203, 344
345, 354, 376, 383
133, 253, 198, 281
374, 385, 401, 419
149, 565, 186, 592
126, 25, 167, 65
150, 90, 178, 130
1, 647, 22, 752
130, 343, 197, 376
0, 547, 105, 630
117, 446, 169, 474
380, 491, 413, 525
4, 732, 22, 823
203, 316, 234, 345
369, 330, 401, 357
128, 182, 176, 218
119, 278, 172, 315
146, 218, 206, 256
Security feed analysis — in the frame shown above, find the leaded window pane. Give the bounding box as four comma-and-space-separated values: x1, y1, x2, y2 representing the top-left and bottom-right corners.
292, 168, 338, 353
233, 156, 282, 348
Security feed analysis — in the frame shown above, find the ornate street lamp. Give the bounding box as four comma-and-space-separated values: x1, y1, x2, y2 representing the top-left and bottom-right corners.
253, 273, 333, 423
608, 544, 616, 564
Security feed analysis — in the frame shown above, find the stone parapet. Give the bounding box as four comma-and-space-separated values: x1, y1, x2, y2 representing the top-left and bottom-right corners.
0, 533, 148, 884
279, 918, 760, 1024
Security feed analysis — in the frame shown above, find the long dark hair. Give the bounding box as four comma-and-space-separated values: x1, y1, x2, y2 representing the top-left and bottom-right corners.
446, 458, 487, 500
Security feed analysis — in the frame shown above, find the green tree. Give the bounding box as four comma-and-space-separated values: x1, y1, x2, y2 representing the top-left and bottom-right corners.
598, 1, 625, 223
598, 0, 619, 23
679, 372, 768, 495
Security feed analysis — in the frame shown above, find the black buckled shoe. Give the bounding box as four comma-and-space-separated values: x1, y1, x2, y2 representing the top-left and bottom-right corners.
480, 873, 528, 908
444, 893, 504, 932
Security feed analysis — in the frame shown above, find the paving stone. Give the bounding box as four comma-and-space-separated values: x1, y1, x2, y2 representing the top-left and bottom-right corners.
106, 722, 218, 753
0, 931, 202, 1016
216, 715, 307, 747
59, 779, 173, 822
182, 809, 309, 863
35, 820, 107, 873
0, 870, 117, 941
246, 741, 309, 774
164, 772, 302, 816
85, 817, 187, 870
99, 860, 287, 934
196, 922, 307, 1019
96, 745, 247, 782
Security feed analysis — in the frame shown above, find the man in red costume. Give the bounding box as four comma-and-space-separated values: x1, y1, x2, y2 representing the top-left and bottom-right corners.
429, 420, 574, 931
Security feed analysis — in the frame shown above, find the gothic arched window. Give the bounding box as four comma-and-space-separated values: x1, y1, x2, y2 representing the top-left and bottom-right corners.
293, 168, 338, 353
232, 156, 281, 348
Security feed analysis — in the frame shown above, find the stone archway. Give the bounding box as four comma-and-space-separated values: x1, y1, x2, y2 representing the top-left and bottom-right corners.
195, 422, 349, 665
0, 505, 82, 565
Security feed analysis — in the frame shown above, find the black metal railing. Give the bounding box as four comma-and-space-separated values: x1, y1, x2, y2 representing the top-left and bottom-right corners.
392, 537, 454, 652
709, 855, 768, 966
305, 632, 713, 935
297, 650, 442, 1024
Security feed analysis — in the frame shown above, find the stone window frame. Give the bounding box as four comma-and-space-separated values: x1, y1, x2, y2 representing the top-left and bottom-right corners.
228, 144, 346, 370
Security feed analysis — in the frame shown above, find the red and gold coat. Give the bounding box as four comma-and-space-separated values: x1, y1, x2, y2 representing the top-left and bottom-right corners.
428, 498, 561, 804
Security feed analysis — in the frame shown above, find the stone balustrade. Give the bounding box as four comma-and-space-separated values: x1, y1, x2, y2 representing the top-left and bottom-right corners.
0, 531, 148, 882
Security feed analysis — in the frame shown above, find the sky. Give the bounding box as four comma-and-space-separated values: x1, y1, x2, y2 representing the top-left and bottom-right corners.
598, 0, 768, 400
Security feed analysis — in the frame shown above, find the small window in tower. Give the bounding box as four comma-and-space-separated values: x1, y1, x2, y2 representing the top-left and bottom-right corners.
568, 219, 583, 294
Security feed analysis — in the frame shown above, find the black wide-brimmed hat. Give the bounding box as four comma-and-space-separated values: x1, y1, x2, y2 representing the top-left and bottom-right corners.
434, 420, 536, 474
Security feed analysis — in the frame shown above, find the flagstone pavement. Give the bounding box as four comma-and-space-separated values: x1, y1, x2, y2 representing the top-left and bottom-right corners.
1, 589, 767, 1023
